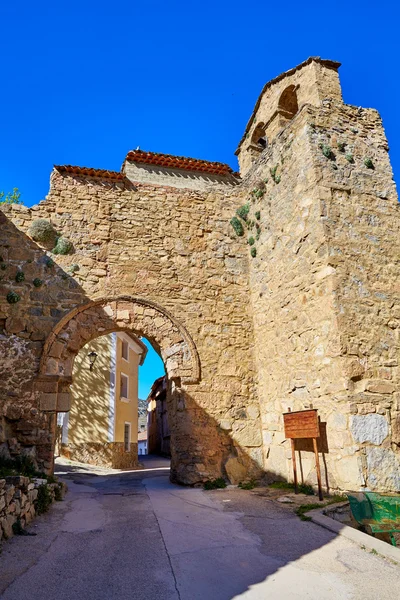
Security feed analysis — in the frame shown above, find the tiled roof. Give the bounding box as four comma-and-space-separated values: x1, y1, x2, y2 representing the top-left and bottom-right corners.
125, 150, 235, 176
138, 431, 147, 441
55, 165, 125, 181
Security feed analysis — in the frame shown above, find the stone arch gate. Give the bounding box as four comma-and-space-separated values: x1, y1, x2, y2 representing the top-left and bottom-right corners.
35, 296, 203, 483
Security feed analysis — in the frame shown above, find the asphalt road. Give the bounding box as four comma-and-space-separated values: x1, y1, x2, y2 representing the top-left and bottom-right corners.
0, 455, 399, 600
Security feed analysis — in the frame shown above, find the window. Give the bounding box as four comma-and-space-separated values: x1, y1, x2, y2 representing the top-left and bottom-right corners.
124, 422, 131, 452
121, 339, 129, 361
120, 373, 129, 399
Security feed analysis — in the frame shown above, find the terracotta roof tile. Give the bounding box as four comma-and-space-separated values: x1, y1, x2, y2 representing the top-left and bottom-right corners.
55, 165, 125, 181
125, 150, 235, 176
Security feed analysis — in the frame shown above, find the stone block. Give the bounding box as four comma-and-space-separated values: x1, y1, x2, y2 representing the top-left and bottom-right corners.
350, 414, 389, 445
39, 393, 57, 411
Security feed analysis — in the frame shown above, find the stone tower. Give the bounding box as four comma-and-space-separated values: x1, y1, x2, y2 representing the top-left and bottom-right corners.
235, 57, 399, 492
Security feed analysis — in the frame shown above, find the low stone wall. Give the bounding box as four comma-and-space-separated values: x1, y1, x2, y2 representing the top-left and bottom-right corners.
0, 475, 66, 541
61, 442, 139, 469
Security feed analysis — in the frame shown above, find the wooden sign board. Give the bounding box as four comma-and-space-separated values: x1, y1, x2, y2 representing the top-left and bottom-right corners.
283, 409, 320, 439
283, 409, 323, 500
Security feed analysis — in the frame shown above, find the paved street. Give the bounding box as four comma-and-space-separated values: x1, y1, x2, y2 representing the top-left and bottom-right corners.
0, 456, 399, 600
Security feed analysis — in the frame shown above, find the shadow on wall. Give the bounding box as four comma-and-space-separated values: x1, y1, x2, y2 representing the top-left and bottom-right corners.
0, 210, 265, 485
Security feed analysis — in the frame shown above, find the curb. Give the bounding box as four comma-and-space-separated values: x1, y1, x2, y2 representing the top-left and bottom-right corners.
306, 502, 400, 563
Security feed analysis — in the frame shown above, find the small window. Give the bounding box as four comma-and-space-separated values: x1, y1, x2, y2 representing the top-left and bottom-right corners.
121, 339, 129, 361
124, 423, 131, 452
120, 373, 129, 399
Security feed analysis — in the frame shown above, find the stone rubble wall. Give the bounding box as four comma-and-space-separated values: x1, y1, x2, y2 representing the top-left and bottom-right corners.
0, 475, 66, 541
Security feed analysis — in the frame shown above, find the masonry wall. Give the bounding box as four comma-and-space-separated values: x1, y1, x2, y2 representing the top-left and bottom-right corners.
0, 174, 262, 484
240, 99, 400, 492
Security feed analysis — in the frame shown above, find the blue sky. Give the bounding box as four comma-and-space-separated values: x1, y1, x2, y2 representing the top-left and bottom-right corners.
1, 1, 398, 396
139, 339, 164, 400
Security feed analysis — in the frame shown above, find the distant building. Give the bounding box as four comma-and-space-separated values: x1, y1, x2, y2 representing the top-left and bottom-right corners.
59, 332, 147, 468
147, 376, 170, 456
138, 430, 148, 456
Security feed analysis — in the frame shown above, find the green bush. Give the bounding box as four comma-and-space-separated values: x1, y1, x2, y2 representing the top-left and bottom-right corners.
29, 219, 57, 244
238, 480, 256, 490
250, 247, 257, 258
255, 211, 261, 221
35, 484, 52, 515
52, 237, 73, 255
345, 153, 354, 163
45, 257, 54, 268
319, 144, 334, 160
204, 478, 227, 490
230, 217, 244, 237
33, 278, 43, 288
236, 204, 250, 221
6, 291, 20, 304
337, 142, 346, 152
248, 236, 255, 246
270, 165, 281, 183
0, 188, 23, 205
15, 271, 25, 283
364, 157, 374, 169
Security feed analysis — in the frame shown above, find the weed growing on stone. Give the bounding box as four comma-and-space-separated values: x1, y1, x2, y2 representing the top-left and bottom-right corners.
238, 480, 257, 490
269, 481, 314, 495
236, 204, 250, 221
35, 484, 52, 514
364, 157, 374, 169
319, 144, 335, 160
295, 495, 347, 521
204, 478, 227, 490
6, 291, 20, 304
52, 236, 73, 255
29, 219, 57, 244
230, 217, 244, 237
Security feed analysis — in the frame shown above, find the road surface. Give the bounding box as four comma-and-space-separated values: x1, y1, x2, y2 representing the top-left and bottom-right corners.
0, 455, 399, 599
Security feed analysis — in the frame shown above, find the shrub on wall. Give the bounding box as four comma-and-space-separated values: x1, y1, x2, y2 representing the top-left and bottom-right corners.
7, 291, 20, 304
52, 237, 73, 255
29, 219, 57, 244
230, 217, 244, 237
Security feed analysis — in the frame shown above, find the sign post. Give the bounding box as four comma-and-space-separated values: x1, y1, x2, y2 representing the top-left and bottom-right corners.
283, 408, 323, 501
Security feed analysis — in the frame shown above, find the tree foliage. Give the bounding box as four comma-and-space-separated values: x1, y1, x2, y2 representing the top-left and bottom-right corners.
0, 187, 23, 205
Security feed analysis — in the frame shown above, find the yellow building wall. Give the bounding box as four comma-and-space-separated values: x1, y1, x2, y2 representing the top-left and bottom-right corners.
114, 336, 139, 445
69, 335, 111, 445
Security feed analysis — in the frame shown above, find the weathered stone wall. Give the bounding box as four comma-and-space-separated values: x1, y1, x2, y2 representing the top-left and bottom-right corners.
0, 475, 66, 541
239, 97, 400, 492
0, 172, 262, 484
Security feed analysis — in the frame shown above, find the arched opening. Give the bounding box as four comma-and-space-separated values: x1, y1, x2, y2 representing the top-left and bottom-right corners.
36, 296, 204, 483
278, 85, 298, 120
54, 332, 167, 471
251, 122, 268, 151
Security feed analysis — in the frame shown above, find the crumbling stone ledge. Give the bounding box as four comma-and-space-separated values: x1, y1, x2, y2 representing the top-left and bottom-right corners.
0, 475, 67, 542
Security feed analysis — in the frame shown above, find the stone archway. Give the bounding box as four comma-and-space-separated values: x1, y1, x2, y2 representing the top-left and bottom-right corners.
34, 296, 202, 482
